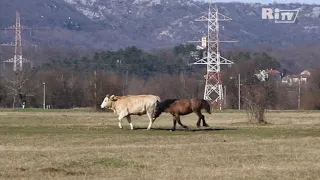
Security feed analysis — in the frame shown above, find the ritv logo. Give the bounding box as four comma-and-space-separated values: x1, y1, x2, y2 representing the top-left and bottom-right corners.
262, 8, 299, 24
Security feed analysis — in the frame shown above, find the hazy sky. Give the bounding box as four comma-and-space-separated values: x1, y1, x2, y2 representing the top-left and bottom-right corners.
200, 0, 320, 4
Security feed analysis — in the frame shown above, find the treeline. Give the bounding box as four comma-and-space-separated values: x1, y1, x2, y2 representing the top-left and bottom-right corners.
38, 45, 201, 77
0, 44, 320, 110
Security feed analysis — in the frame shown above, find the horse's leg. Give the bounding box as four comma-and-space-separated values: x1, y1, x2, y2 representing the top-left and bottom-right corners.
202, 114, 210, 127
176, 115, 188, 129
171, 116, 177, 131
195, 111, 209, 127
146, 111, 153, 130
126, 115, 133, 130
196, 112, 202, 128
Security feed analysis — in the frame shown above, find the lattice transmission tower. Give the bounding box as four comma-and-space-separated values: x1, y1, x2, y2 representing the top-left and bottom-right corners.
2, 11, 34, 72
190, 3, 238, 110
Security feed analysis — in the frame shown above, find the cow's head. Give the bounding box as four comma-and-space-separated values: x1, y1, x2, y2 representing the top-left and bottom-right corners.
100, 94, 118, 109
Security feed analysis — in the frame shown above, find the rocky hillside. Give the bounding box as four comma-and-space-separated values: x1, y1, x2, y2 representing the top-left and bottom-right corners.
0, 0, 320, 50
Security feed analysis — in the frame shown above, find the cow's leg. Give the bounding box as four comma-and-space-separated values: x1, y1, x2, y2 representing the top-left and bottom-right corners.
118, 116, 123, 129
118, 111, 128, 129
146, 111, 153, 130
126, 115, 134, 130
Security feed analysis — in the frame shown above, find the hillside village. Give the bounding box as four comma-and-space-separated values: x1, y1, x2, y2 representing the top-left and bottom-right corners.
255, 69, 312, 86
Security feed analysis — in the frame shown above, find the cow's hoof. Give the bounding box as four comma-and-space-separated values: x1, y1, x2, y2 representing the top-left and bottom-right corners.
203, 124, 210, 127
197, 125, 201, 129
183, 126, 189, 129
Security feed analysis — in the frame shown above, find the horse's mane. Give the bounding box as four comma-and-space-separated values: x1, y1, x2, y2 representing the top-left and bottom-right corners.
157, 99, 179, 111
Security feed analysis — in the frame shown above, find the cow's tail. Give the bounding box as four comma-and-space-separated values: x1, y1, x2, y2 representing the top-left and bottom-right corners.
156, 96, 161, 103
155, 96, 161, 106
154, 97, 161, 110
201, 99, 211, 114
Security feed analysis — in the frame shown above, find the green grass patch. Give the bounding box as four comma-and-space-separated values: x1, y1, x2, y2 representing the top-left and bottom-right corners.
92, 157, 129, 168
215, 126, 320, 138
62, 157, 147, 169
63, 157, 129, 168
0, 125, 196, 136
1, 124, 319, 138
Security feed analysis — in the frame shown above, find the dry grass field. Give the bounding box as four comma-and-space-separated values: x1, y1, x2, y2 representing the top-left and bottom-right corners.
0, 109, 320, 180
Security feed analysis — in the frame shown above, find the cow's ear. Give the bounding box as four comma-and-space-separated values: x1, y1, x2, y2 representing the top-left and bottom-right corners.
106, 94, 110, 98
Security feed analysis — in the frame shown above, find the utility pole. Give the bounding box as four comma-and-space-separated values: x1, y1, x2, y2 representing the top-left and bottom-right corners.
238, 73, 241, 110
189, 3, 238, 110
298, 76, 301, 109
224, 85, 227, 108
124, 69, 129, 95
2, 11, 35, 71
43, 82, 46, 109
94, 70, 97, 109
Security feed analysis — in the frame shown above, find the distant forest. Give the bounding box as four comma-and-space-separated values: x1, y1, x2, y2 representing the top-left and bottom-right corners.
1, 44, 320, 110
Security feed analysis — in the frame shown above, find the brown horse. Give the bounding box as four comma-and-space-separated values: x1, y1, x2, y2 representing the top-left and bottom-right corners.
151, 99, 211, 131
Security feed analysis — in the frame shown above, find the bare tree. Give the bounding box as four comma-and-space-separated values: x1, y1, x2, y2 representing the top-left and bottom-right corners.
242, 85, 268, 124
0, 78, 7, 107
4, 69, 38, 108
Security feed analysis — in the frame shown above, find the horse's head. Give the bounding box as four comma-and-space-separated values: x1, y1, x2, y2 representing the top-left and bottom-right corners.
151, 101, 162, 120
100, 94, 118, 109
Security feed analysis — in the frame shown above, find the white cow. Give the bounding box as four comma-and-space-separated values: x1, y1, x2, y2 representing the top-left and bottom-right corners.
100, 94, 161, 130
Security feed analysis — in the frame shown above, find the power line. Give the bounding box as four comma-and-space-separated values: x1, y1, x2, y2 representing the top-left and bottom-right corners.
189, 2, 238, 110
1, 11, 37, 71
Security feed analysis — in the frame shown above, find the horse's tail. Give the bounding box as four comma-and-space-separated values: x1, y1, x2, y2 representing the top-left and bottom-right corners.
201, 99, 211, 114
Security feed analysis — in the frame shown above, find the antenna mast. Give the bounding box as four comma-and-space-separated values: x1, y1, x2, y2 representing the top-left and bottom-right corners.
2, 11, 34, 72
190, 3, 238, 110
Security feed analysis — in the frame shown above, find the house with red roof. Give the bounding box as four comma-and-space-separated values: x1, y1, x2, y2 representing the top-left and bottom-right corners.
254, 68, 282, 82
266, 69, 281, 74
266, 68, 281, 81
281, 70, 311, 86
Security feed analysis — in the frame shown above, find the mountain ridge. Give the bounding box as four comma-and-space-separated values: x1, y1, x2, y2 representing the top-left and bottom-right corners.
0, 1, 319, 49
0, 0, 320, 71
